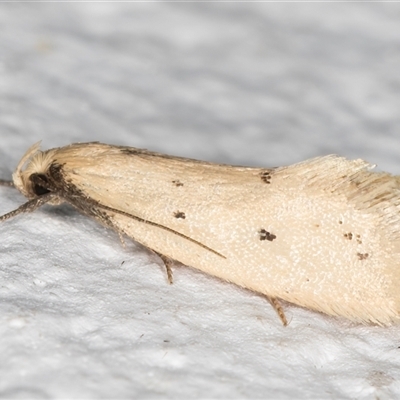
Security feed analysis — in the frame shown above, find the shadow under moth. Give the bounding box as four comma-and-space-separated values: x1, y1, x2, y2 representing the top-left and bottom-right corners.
1, 141, 400, 326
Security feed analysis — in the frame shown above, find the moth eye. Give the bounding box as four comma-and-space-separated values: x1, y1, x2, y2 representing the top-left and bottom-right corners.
29, 173, 51, 196
33, 184, 50, 196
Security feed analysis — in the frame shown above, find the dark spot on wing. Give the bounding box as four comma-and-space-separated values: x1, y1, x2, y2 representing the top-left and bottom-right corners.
174, 211, 186, 219
172, 180, 183, 187
260, 170, 272, 184
259, 229, 276, 241
357, 252, 369, 260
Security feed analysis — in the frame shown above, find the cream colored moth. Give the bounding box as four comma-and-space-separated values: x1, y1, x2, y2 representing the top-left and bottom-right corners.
1, 142, 400, 326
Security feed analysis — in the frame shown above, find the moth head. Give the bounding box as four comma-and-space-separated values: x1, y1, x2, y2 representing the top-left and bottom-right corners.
12, 142, 59, 201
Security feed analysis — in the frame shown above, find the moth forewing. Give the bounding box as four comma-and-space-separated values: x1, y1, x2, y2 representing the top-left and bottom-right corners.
1, 142, 400, 326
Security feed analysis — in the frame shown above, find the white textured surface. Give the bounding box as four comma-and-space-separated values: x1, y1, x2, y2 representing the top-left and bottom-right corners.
1, 3, 400, 399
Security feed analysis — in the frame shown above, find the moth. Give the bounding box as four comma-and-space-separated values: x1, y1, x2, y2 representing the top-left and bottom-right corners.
1, 142, 400, 326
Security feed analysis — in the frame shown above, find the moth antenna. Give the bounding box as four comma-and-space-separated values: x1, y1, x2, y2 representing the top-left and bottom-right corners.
0, 179, 14, 187
267, 296, 288, 326
0, 192, 58, 222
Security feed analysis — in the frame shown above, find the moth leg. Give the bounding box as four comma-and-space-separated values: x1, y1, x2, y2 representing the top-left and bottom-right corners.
118, 231, 126, 248
0, 180, 14, 187
267, 296, 288, 326
72, 199, 129, 248
157, 253, 174, 284
73, 202, 175, 285
0, 193, 59, 222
